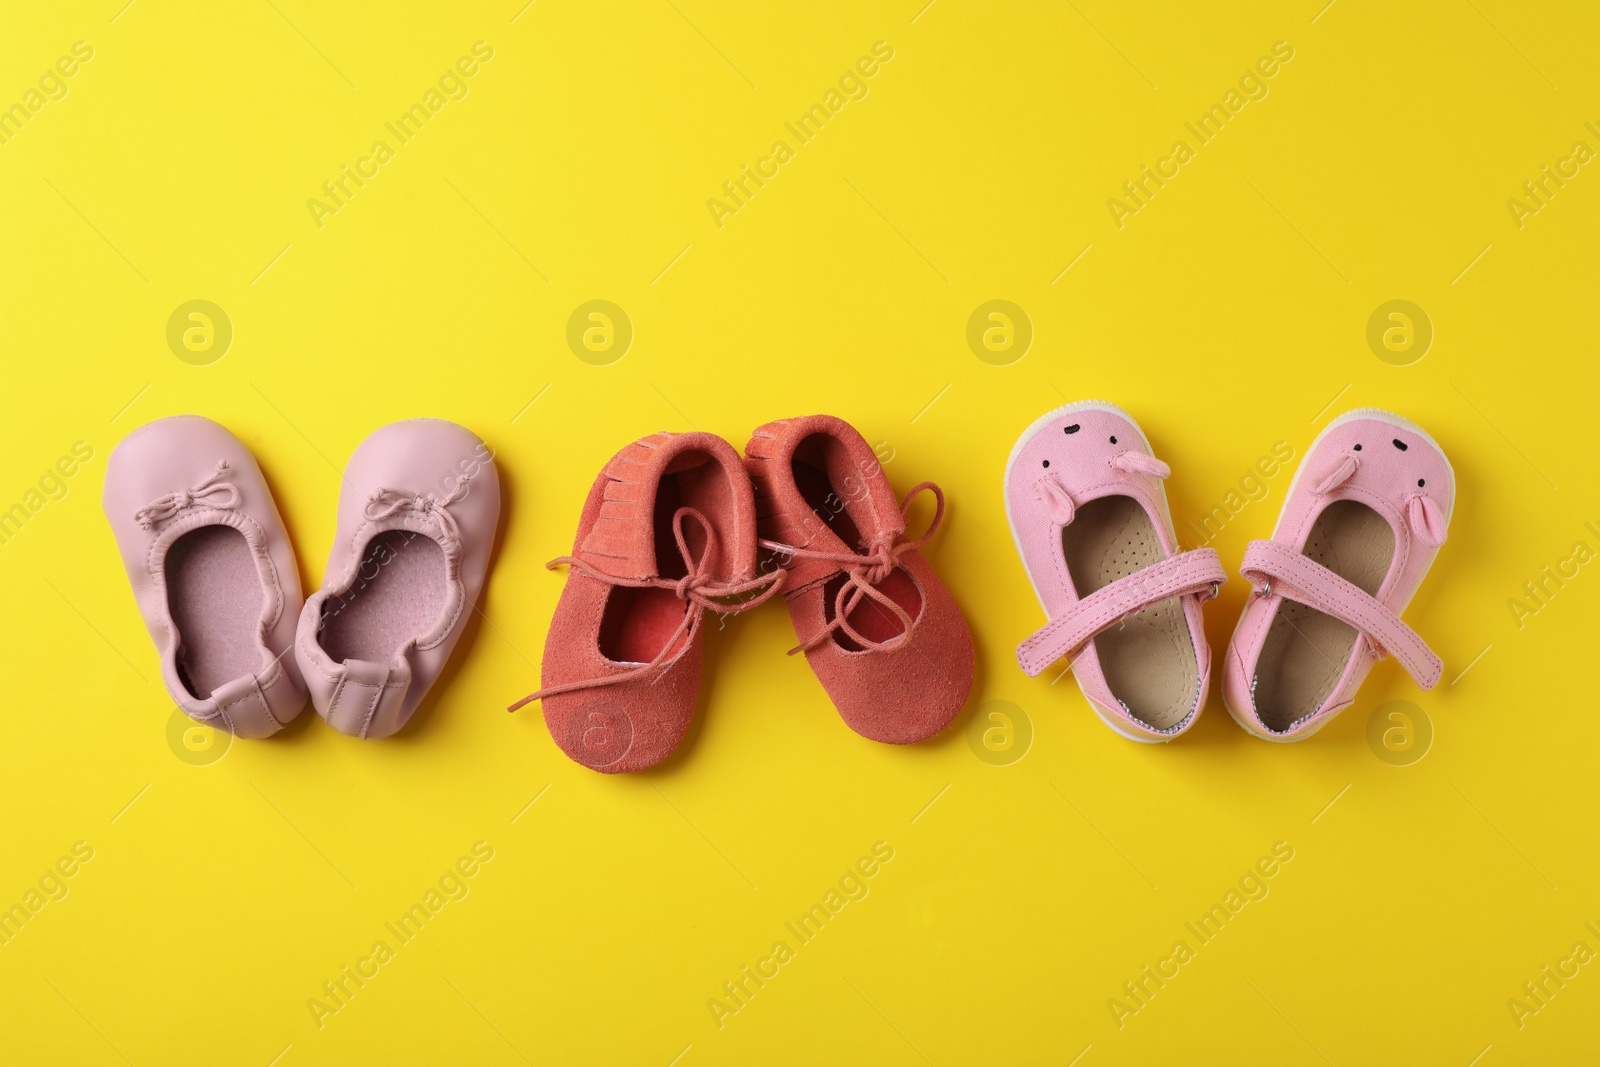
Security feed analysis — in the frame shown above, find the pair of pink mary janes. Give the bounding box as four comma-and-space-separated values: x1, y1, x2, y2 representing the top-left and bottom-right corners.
1006, 401, 1453, 743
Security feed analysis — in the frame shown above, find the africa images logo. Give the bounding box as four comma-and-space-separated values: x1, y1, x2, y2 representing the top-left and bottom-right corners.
305, 42, 495, 229
1505, 121, 1600, 231
305, 842, 495, 1029
0, 41, 94, 147
1105, 41, 1295, 229
1108, 842, 1295, 1029
705, 41, 895, 229
0, 441, 95, 549
706, 841, 895, 1029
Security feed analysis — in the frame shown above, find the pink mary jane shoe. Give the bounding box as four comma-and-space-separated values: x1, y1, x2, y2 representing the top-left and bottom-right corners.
1224, 409, 1453, 741
1005, 401, 1226, 742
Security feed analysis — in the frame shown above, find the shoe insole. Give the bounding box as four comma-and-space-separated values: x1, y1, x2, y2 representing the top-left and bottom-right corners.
1061, 495, 1197, 730
1253, 500, 1394, 732
792, 433, 921, 651
167, 525, 262, 698
597, 453, 729, 664
320, 530, 447, 664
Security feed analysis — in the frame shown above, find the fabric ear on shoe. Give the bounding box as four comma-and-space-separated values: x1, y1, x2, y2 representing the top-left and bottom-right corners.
1407, 493, 1448, 547
1035, 473, 1075, 525
1312, 453, 1358, 495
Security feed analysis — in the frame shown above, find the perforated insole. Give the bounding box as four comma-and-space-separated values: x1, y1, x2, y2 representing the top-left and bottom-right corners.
167, 525, 262, 698
320, 530, 447, 664
1254, 500, 1394, 731
1061, 495, 1197, 730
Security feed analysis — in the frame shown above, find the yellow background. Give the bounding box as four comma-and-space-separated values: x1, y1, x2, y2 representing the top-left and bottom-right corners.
2, 1, 1597, 1063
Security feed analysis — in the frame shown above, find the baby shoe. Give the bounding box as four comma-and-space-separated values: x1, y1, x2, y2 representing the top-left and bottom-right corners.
1005, 401, 1226, 741
1224, 409, 1452, 741
510, 431, 784, 773
295, 420, 500, 739
743, 415, 974, 744
103, 416, 307, 738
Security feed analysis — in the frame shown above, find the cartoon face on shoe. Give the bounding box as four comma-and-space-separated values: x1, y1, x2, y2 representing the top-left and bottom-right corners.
1008, 407, 1149, 475
1299, 418, 1453, 548
1006, 408, 1170, 532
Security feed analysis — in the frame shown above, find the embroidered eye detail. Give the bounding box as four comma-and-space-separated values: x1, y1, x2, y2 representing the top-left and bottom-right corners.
1064, 424, 1080, 434
1417, 478, 1425, 487
1393, 438, 1408, 451
1042, 460, 1050, 468
1353, 443, 1362, 451
1109, 435, 1118, 444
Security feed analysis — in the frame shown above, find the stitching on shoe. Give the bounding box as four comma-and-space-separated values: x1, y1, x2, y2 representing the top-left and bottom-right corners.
357, 682, 383, 740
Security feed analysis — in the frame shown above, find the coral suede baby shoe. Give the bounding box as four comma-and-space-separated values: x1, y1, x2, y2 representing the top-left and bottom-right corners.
1223, 409, 1452, 741
1005, 401, 1226, 742
103, 416, 307, 738
743, 415, 974, 744
295, 420, 500, 739
510, 431, 784, 773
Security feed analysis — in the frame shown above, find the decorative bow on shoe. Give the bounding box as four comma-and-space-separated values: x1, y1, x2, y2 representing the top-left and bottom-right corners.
134, 461, 239, 529
364, 482, 466, 549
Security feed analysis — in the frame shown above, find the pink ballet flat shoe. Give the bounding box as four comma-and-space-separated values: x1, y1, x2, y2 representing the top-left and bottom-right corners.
102, 416, 307, 738
1223, 409, 1453, 741
295, 419, 500, 739
1005, 401, 1226, 742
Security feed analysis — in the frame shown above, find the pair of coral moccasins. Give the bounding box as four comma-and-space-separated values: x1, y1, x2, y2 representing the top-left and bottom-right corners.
1007, 402, 1452, 742
104, 416, 499, 740
510, 414, 975, 773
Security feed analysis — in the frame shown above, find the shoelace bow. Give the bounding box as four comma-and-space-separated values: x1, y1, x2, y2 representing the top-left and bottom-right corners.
363, 472, 473, 548
760, 481, 944, 655
507, 507, 786, 712
134, 461, 239, 529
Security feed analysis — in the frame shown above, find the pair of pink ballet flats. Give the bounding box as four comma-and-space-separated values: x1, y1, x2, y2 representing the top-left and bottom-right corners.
103, 416, 499, 739
1006, 402, 1452, 742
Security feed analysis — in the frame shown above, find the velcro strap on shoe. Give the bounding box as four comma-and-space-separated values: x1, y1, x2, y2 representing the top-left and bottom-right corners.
1016, 548, 1226, 677
1240, 539, 1441, 689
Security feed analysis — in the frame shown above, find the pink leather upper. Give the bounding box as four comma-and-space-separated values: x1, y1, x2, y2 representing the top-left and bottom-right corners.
102, 416, 307, 737
1005, 403, 1219, 739
1223, 410, 1454, 738
295, 419, 500, 739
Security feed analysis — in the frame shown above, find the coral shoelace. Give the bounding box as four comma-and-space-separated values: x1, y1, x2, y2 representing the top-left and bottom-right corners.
759, 481, 944, 655
134, 461, 239, 529
507, 507, 786, 711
